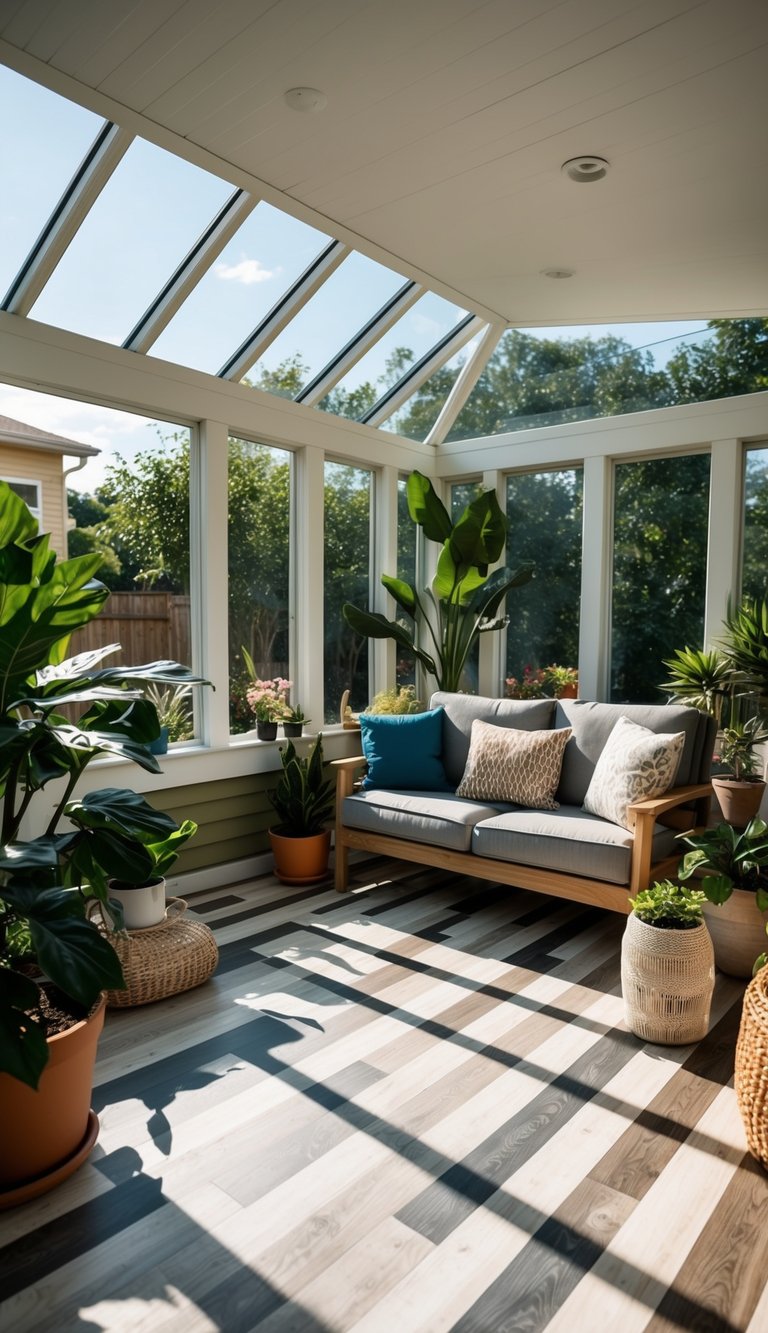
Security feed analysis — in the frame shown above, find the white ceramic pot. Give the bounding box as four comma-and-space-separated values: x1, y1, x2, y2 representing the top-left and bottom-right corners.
107, 877, 166, 931
621, 913, 715, 1044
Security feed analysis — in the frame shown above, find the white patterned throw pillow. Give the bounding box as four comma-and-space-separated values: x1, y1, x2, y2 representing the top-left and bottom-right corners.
582, 715, 685, 830
456, 719, 572, 809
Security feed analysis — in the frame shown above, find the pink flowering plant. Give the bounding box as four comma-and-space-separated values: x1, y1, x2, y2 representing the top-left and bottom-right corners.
246, 676, 292, 723
505, 666, 547, 699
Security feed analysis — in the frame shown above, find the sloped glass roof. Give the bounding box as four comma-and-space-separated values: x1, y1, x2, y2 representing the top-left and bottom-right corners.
150, 202, 331, 374
0, 65, 104, 299
30, 138, 233, 344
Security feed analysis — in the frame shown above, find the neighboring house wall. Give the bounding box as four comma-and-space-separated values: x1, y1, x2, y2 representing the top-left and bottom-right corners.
0, 443, 66, 555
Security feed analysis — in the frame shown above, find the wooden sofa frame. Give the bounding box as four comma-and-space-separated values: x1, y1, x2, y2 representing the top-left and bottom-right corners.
332, 754, 712, 913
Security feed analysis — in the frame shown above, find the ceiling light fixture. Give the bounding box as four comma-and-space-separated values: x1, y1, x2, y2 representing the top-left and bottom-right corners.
542, 267, 575, 279
561, 156, 609, 183
284, 87, 327, 114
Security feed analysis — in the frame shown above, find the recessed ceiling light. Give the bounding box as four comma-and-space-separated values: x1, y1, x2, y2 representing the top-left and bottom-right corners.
284, 87, 328, 114
542, 268, 575, 279
561, 156, 609, 183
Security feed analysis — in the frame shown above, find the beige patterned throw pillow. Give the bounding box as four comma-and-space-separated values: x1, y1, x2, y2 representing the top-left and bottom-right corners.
582, 715, 685, 830
456, 719, 572, 808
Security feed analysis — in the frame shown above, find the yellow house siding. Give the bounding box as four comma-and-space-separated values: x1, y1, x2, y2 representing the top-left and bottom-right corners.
0, 444, 66, 556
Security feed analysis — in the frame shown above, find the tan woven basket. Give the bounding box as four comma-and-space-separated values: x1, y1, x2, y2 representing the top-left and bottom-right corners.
621, 913, 715, 1045
93, 897, 218, 1008
735, 966, 768, 1169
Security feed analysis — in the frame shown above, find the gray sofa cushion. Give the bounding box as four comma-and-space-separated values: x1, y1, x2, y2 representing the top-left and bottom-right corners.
472, 806, 679, 886
342, 789, 509, 853
555, 700, 712, 806
430, 691, 557, 787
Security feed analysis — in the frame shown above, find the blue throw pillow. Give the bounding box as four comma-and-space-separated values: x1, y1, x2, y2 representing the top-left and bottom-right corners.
360, 708, 452, 791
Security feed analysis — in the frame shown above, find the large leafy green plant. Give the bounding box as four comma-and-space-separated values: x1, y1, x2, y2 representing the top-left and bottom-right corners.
343, 471, 534, 693
678, 818, 768, 909
0, 482, 207, 1088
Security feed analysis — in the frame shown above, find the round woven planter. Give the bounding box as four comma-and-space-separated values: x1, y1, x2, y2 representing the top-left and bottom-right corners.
735, 966, 768, 1170
621, 913, 715, 1044
94, 898, 218, 1008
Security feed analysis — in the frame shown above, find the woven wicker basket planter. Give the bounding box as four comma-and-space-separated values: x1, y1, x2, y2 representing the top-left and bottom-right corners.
735, 966, 768, 1169
95, 898, 218, 1008
621, 913, 715, 1045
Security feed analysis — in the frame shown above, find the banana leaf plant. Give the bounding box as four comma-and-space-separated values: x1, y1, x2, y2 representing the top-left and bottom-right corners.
0, 481, 209, 1088
343, 471, 534, 693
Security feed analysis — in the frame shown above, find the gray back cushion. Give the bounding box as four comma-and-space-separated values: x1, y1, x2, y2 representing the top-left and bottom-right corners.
430, 692, 556, 787
555, 699, 716, 804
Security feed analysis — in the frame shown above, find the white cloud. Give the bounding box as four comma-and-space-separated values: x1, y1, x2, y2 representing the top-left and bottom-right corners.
214, 257, 277, 285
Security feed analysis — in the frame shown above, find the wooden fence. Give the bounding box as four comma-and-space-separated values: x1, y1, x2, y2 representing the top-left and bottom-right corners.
69, 592, 192, 667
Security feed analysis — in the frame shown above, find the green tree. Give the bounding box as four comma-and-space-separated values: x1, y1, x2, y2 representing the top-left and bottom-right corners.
666, 319, 768, 403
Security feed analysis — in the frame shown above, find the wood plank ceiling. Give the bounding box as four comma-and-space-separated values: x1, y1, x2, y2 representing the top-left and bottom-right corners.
2, 0, 768, 325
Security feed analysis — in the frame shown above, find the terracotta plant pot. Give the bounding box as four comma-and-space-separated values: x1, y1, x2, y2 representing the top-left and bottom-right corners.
557, 683, 578, 699
269, 828, 331, 885
712, 776, 766, 828
107, 876, 166, 930
0, 994, 106, 1207
703, 893, 768, 978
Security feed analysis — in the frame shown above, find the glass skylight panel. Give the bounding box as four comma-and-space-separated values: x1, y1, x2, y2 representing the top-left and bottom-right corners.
0, 66, 105, 300
151, 203, 330, 374
249, 252, 405, 397
382, 336, 483, 441
323, 292, 468, 421
446, 322, 712, 441
29, 139, 232, 343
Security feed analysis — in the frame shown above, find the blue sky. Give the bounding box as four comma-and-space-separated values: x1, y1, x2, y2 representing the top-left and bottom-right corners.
0, 62, 707, 492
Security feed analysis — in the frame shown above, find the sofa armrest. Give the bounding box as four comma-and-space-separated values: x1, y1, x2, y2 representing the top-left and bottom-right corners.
331, 754, 367, 800
627, 782, 712, 893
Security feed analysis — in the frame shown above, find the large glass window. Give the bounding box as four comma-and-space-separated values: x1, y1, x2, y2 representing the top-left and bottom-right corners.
30, 139, 232, 344
742, 444, 768, 602
324, 463, 372, 721
505, 470, 583, 688
446, 321, 768, 442
0, 66, 105, 299
611, 454, 710, 702
228, 440, 291, 735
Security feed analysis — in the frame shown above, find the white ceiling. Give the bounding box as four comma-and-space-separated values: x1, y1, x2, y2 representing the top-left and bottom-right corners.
3, 0, 768, 326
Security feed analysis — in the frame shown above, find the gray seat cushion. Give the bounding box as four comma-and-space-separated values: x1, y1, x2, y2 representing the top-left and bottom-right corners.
430, 691, 557, 787
472, 805, 678, 886
342, 789, 509, 853
555, 700, 711, 805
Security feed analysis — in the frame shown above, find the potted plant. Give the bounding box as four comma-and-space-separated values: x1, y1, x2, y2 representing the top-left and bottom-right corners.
343, 471, 533, 693
712, 715, 768, 826
246, 674, 291, 741
282, 705, 310, 738
143, 681, 194, 753
678, 818, 768, 976
660, 645, 735, 724
103, 814, 199, 929
365, 684, 424, 715
0, 481, 207, 1205
622, 880, 714, 1043
268, 736, 335, 884
543, 664, 579, 699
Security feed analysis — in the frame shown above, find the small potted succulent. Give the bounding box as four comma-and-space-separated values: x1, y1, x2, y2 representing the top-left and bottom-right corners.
282, 704, 310, 738
268, 736, 335, 884
143, 681, 195, 753
622, 880, 714, 1044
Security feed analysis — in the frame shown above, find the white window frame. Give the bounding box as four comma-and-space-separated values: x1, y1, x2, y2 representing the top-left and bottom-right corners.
2, 475, 42, 518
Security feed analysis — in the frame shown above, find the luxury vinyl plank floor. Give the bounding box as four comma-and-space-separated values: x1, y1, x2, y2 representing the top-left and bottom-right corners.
2, 862, 767, 1333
